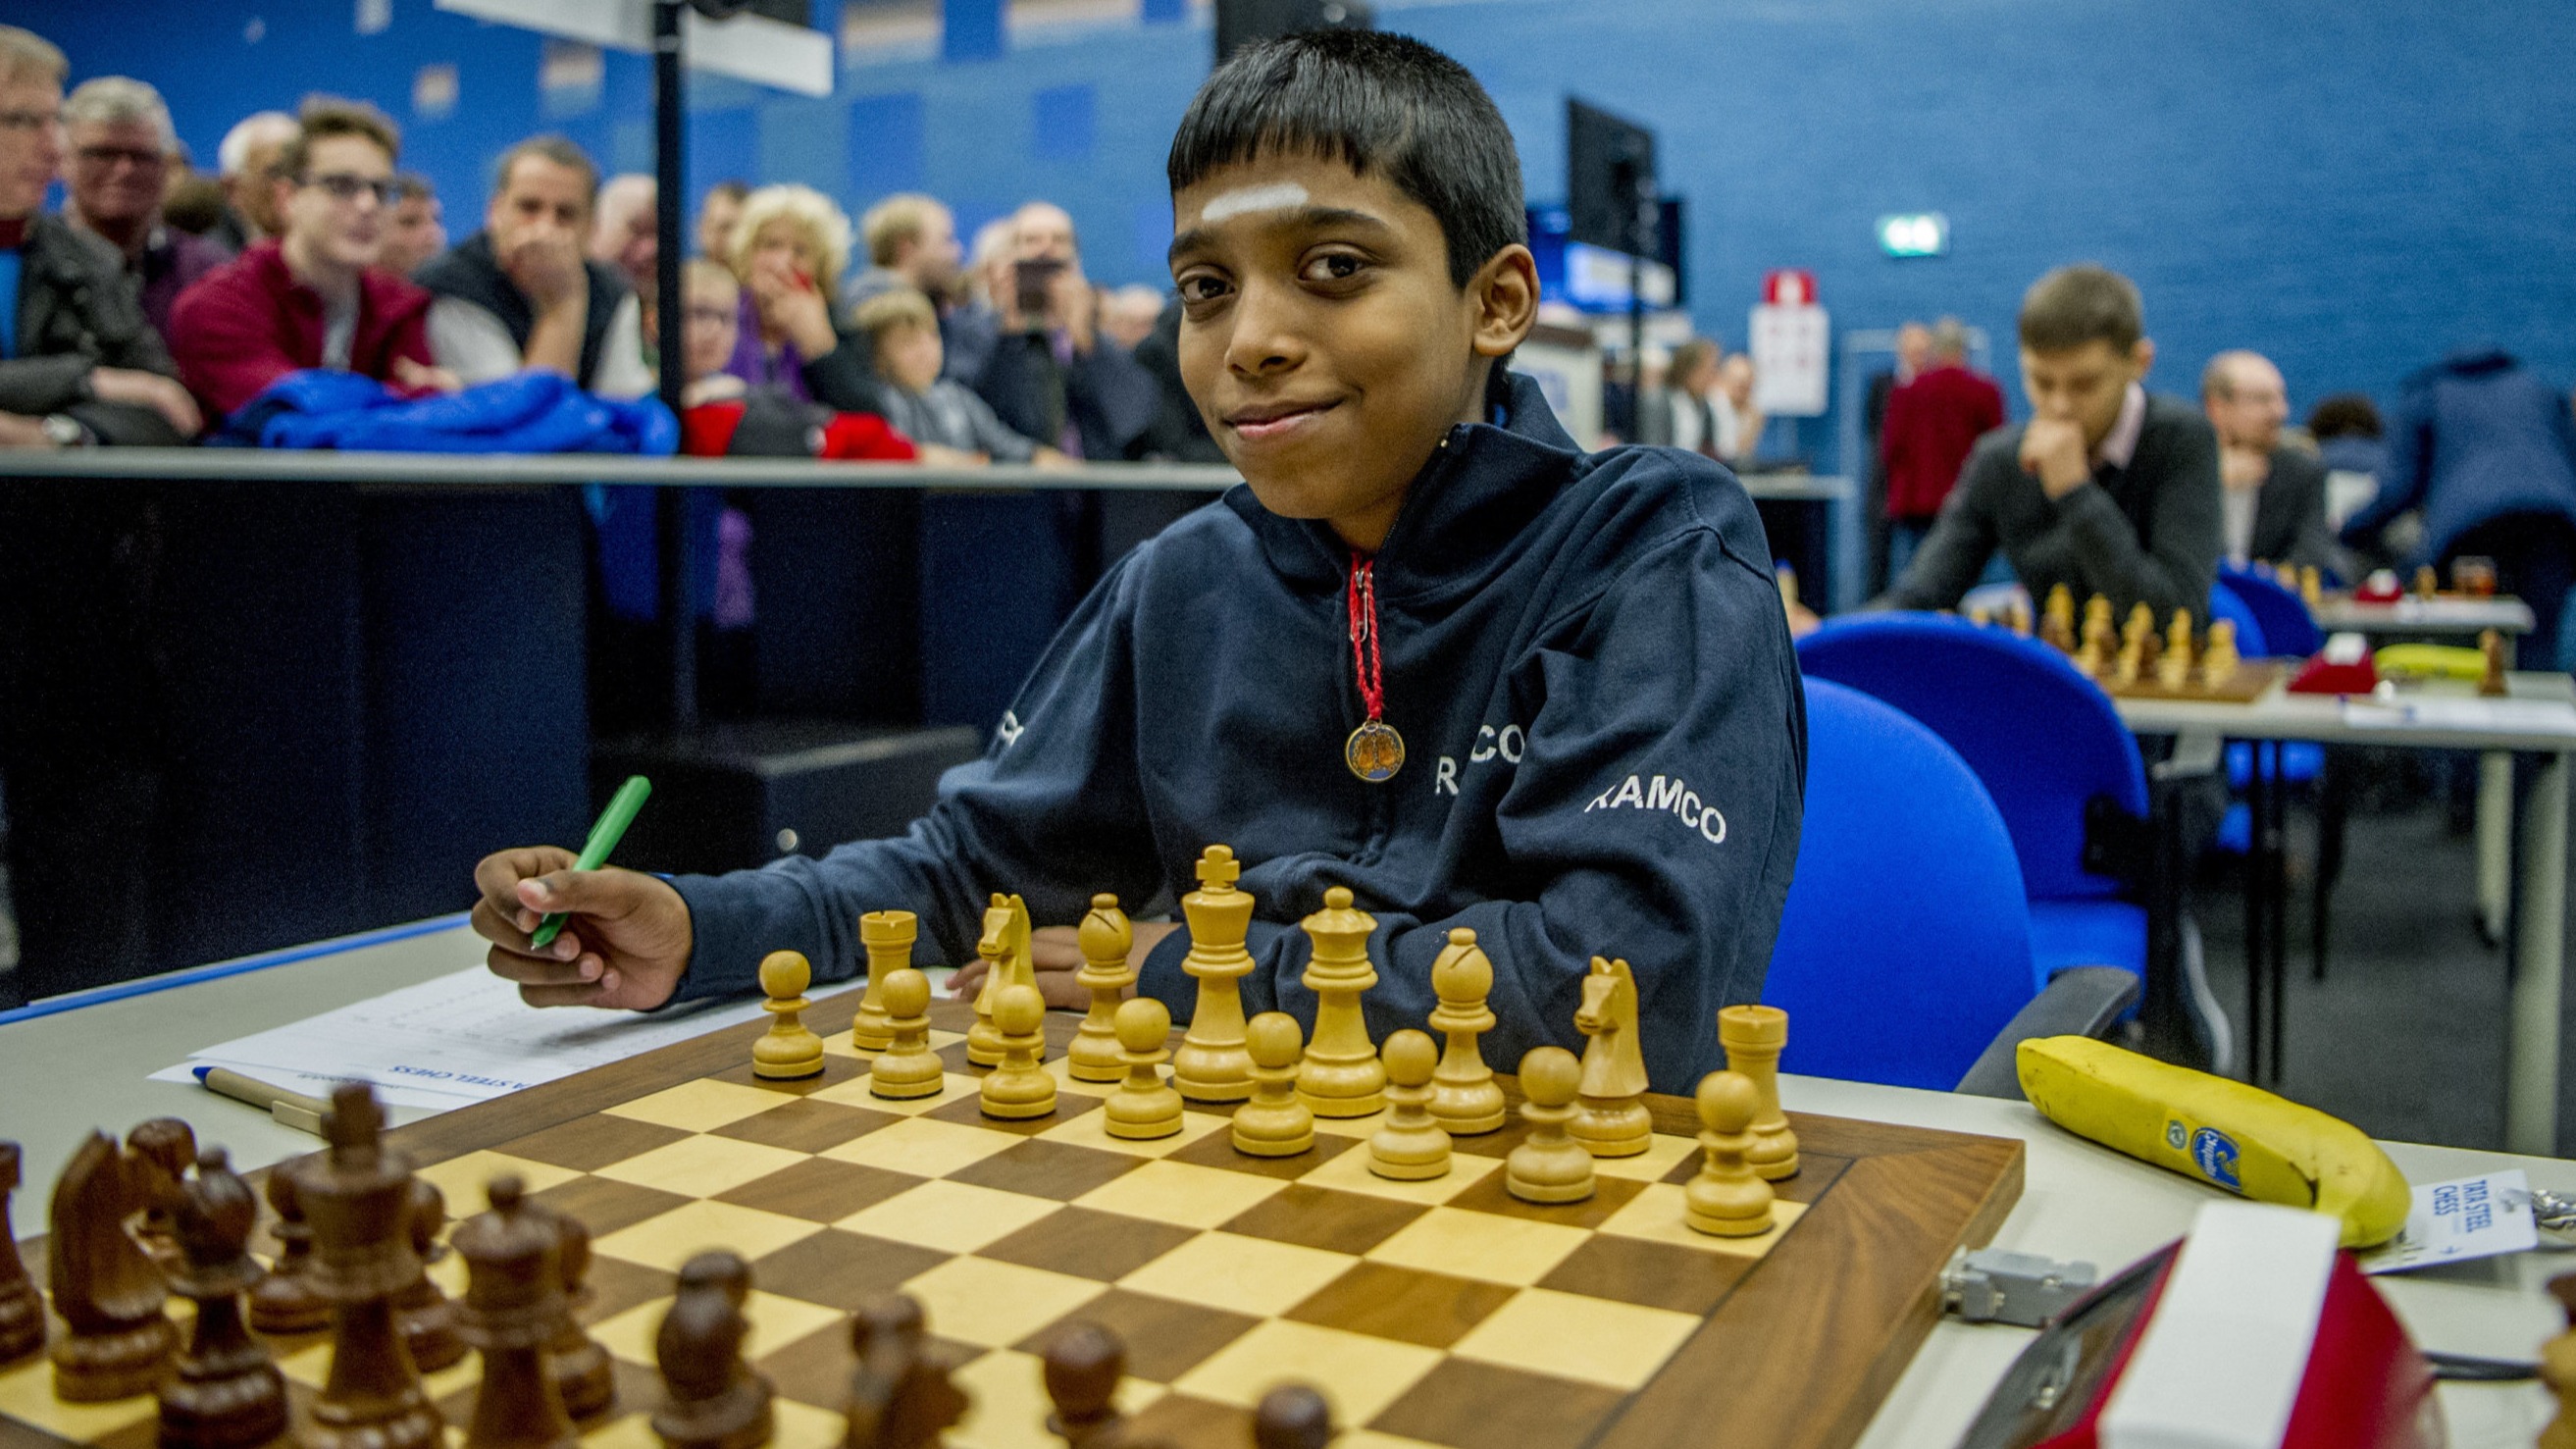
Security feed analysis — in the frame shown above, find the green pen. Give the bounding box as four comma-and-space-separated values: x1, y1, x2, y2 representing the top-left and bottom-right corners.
530, 775, 652, 951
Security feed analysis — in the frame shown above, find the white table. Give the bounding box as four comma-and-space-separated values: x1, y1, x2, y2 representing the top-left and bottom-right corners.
2314, 594, 2538, 641
2115, 673, 2576, 1159
0, 919, 2560, 1447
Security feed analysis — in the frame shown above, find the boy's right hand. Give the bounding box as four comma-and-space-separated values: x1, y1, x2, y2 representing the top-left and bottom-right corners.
471, 847, 695, 1010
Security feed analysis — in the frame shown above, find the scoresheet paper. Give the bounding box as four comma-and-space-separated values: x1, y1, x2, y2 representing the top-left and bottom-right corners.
149, 965, 777, 1113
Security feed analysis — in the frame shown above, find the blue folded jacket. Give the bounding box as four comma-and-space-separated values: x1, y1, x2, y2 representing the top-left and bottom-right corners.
218, 369, 678, 455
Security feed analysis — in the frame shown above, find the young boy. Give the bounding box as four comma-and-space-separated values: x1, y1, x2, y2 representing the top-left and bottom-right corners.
471, 31, 1805, 1092
851, 287, 1056, 464
1874, 264, 2222, 622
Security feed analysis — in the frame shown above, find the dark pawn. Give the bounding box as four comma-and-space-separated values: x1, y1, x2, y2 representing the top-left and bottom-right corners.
1040, 1320, 1123, 1449
249, 1164, 331, 1335
49, 1130, 178, 1400
651, 1251, 771, 1449
127, 1119, 198, 1264
844, 1296, 963, 1449
158, 1149, 289, 1449
0, 1143, 43, 1365
451, 1176, 576, 1449
391, 1178, 465, 1373
532, 1201, 612, 1419
1253, 1385, 1331, 1449
297, 1085, 442, 1449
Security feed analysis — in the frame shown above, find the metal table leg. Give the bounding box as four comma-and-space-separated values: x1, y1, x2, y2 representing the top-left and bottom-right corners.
2481, 750, 2513, 946
2508, 750, 2568, 1157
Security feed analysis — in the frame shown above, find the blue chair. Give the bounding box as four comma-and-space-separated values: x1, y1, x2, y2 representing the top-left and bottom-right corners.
2206, 580, 2267, 655
1766, 680, 2138, 1092
1798, 614, 2151, 991
2208, 582, 2324, 850
2218, 566, 2325, 658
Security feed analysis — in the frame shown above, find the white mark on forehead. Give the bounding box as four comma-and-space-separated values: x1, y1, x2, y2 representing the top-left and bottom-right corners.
1198, 182, 1310, 224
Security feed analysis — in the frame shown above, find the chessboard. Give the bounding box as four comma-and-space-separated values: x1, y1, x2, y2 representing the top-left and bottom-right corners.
2, 990, 2024, 1449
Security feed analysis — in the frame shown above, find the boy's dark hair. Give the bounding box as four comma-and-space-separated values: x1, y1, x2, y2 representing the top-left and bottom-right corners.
2307, 392, 2384, 441
2018, 264, 2143, 353
279, 97, 400, 179
1167, 29, 1525, 288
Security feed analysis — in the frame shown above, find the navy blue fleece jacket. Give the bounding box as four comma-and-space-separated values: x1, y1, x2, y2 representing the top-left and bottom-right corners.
668, 373, 1807, 1092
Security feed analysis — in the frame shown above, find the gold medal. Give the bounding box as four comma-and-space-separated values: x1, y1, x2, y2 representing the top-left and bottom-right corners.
1345, 719, 1406, 782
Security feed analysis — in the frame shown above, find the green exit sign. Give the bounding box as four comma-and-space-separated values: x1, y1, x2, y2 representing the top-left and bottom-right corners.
1878, 213, 1949, 258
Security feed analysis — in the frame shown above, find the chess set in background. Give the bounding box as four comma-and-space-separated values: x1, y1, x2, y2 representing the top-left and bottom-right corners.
1974, 584, 2287, 702
4, 846, 2029, 1449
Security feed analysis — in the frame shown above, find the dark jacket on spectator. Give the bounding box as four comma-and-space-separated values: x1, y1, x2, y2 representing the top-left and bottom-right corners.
1128, 295, 1223, 464
2243, 445, 2344, 574
167, 240, 437, 421
0, 214, 188, 444
76, 222, 227, 347
971, 324, 1159, 461
1881, 363, 2006, 521
2344, 349, 2576, 565
1881, 391, 2222, 624
414, 231, 627, 390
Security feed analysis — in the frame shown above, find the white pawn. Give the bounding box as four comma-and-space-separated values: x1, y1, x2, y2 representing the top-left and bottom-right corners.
752, 951, 825, 1080
868, 968, 945, 1101
1684, 1070, 1775, 1238
1367, 1031, 1450, 1181
1232, 1013, 1314, 1157
1505, 1047, 1594, 1204
980, 983, 1056, 1120
1104, 998, 1183, 1141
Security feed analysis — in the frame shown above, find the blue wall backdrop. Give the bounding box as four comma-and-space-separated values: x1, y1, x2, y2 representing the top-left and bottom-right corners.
19, 0, 2576, 472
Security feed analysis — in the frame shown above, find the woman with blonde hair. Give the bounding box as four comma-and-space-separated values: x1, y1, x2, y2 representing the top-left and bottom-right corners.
720, 182, 875, 410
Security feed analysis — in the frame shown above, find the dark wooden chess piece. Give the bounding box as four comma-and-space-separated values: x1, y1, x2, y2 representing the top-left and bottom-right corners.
651, 1251, 771, 1449
1040, 1320, 1123, 1449
157, 1148, 289, 1449
249, 1161, 332, 1335
0, 1142, 44, 1366
48, 1129, 179, 1400
451, 1176, 577, 1449
532, 1200, 612, 1419
843, 1296, 961, 1449
127, 1118, 198, 1264
297, 1084, 442, 1449
1252, 1385, 1331, 1449
391, 1177, 465, 1373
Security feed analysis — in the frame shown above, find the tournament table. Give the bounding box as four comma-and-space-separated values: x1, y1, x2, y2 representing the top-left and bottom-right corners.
2114, 670, 2576, 1159
0, 918, 2559, 1448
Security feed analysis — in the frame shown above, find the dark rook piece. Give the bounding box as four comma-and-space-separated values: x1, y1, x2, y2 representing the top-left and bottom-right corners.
0, 1143, 44, 1366
48, 1130, 178, 1400
392, 1177, 465, 1373
157, 1148, 290, 1449
296, 1084, 442, 1449
451, 1176, 577, 1449
249, 1163, 332, 1335
533, 1200, 612, 1418
650, 1251, 771, 1449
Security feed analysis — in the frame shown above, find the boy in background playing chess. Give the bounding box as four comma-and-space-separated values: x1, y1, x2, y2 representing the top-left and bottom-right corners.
470, 31, 1805, 1092
1840, 265, 2223, 627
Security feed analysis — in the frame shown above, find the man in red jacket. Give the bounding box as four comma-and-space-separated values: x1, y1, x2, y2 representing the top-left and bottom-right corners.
168, 97, 455, 423
1880, 316, 2007, 573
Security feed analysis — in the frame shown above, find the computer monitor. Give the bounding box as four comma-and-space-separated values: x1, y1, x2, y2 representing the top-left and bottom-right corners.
1566, 97, 1658, 257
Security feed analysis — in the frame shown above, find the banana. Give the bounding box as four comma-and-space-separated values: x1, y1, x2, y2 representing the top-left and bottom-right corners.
2016, 1036, 2411, 1249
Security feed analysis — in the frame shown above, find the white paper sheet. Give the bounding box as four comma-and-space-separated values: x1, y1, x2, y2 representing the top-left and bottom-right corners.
149, 966, 778, 1113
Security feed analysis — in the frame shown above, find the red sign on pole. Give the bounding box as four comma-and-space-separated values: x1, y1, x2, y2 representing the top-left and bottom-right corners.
1763, 270, 1818, 307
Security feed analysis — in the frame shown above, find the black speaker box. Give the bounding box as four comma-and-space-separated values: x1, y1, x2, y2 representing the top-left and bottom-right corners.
594, 720, 985, 877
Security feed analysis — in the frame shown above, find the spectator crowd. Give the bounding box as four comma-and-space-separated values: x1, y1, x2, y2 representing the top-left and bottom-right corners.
0, 21, 1192, 468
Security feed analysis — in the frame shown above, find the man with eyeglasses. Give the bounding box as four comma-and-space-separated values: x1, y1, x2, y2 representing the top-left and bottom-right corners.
168, 96, 454, 424
416, 135, 655, 400
0, 26, 198, 447
63, 76, 225, 342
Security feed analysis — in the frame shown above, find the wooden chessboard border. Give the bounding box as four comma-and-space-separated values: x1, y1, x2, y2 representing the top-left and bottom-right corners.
6, 985, 2024, 1449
